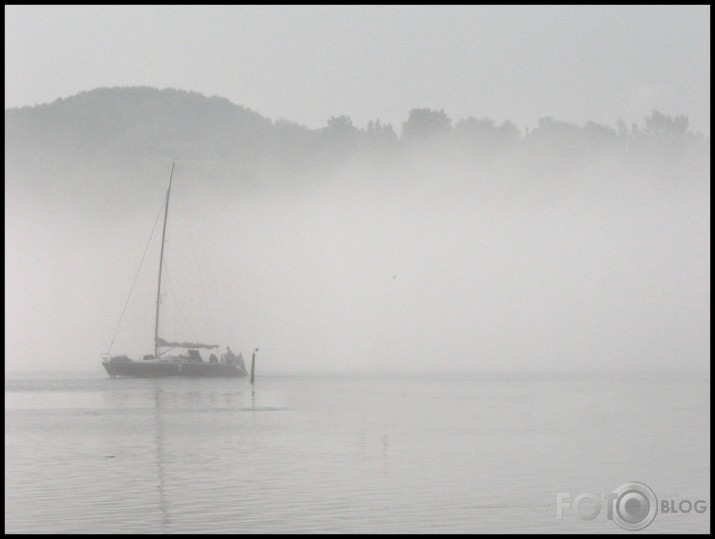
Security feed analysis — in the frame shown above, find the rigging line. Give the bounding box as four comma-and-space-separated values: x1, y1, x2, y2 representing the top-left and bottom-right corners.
162, 260, 192, 337
176, 188, 213, 293
175, 184, 223, 334
107, 200, 166, 353
162, 185, 211, 336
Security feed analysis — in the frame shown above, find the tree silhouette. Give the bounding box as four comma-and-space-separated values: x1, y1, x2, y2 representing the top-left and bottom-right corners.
453, 116, 521, 151
401, 108, 451, 143
320, 115, 360, 160
643, 110, 688, 137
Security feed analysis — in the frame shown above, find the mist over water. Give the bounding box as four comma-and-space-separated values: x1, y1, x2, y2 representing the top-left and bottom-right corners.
4, 371, 710, 533
5, 145, 709, 375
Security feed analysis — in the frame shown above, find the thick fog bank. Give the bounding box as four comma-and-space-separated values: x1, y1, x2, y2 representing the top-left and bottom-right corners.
5, 150, 709, 374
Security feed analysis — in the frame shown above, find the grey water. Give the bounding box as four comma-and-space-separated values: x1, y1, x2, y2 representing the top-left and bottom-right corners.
5, 371, 710, 534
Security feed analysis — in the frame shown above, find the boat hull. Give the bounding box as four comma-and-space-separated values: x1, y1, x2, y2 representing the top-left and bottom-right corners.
102, 359, 247, 378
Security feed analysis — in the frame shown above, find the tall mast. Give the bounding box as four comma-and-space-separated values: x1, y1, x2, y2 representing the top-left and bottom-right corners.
154, 162, 175, 358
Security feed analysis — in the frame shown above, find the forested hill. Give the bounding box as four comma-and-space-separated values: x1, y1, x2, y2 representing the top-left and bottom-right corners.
5, 87, 275, 168
5, 86, 709, 204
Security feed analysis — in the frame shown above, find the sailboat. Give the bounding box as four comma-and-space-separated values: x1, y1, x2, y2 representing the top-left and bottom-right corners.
102, 162, 248, 378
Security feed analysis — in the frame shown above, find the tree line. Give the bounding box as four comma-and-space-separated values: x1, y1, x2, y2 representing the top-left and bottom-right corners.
5, 87, 708, 180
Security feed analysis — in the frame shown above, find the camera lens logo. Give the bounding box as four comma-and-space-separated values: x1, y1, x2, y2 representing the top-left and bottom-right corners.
611, 482, 658, 531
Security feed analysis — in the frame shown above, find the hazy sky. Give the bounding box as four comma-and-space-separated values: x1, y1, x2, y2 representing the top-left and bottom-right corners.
4, 5, 711, 135
4, 5, 711, 375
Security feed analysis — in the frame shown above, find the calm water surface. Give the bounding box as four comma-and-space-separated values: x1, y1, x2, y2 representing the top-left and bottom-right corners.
5, 371, 710, 533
